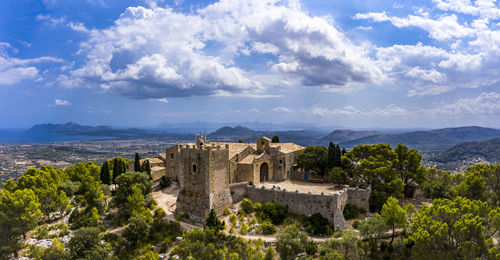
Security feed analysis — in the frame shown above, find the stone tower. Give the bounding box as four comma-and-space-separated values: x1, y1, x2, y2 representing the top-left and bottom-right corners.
175, 141, 233, 222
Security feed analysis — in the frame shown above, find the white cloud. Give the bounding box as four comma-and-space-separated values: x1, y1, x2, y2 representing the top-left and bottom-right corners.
151, 98, 168, 103
311, 104, 407, 118
53, 99, 71, 106
426, 92, 500, 116
0, 43, 62, 85
67, 0, 381, 99
354, 12, 474, 41
272, 106, 291, 113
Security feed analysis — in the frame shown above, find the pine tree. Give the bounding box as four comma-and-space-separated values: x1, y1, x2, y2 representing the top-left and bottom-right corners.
204, 209, 225, 233
272, 135, 280, 143
100, 161, 111, 185
134, 153, 142, 172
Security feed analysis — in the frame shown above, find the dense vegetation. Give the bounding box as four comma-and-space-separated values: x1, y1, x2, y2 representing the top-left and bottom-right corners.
1, 143, 499, 259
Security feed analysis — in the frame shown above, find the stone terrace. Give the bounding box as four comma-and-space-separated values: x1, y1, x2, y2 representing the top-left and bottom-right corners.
256, 179, 341, 195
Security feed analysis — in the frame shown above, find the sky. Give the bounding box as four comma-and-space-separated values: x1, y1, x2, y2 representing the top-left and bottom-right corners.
1, 0, 500, 129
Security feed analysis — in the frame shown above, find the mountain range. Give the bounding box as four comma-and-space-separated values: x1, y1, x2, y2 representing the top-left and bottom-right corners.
28, 123, 500, 153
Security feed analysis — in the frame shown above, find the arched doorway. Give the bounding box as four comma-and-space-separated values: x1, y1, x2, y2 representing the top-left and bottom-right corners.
260, 162, 269, 182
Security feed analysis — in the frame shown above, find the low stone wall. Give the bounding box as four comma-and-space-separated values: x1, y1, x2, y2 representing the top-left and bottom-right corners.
245, 185, 347, 230
229, 182, 248, 203
346, 187, 371, 212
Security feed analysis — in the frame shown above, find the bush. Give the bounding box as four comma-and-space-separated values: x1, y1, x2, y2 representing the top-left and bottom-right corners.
255, 201, 288, 225
343, 204, 366, 220
159, 176, 171, 189
240, 222, 249, 235
229, 214, 238, 226
260, 221, 277, 235
352, 219, 361, 229
304, 213, 332, 236
241, 198, 254, 214
223, 208, 230, 216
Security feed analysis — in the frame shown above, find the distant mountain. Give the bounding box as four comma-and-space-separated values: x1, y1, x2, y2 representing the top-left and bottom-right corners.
207, 126, 323, 146
29, 122, 192, 141
320, 129, 382, 143
432, 137, 500, 163
340, 126, 500, 151
30, 122, 114, 135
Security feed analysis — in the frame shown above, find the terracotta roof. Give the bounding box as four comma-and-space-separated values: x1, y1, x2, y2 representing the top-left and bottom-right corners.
270, 143, 304, 153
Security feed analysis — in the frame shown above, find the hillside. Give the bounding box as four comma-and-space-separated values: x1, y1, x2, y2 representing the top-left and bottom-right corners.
29, 122, 192, 141
207, 126, 322, 146
340, 126, 500, 151
432, 137, 500, 163
320, 129, 381, 143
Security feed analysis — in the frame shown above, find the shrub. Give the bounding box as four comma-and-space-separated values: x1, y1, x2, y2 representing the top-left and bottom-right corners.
304, 213, 332, 236
240, 222, 249, 235
241, 198, 254, 214
343, 204, 366, 220
229, 214, 238, 226
223, 208, 231, 216
260, 221, 277, 235
255, 201, 288, 225
352, 219, 361, 229
159, 176, 171, 189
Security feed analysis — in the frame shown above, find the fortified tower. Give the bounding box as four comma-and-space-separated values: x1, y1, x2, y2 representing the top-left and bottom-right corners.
175, 139, 233, 222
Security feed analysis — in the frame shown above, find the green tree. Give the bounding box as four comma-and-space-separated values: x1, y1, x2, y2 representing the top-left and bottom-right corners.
276, 225, 315, 260
421, 168, 458, 199
112, 157, 127, 184
380, 197, 407, 244
297, 146, 329, 176
329, 167, 347, 185
126, 185, 147, 217
342, 144, 404, 211
271, 135, 280, 143
113, 171, 152, 208
264, 246, 276, 260
68, 227, 111, 260
454, 164, 500, 207
123, 214, 150, 247
357, 215, 387, 256
205, 209, 225, 233
327, 142, 342, 169
99, 161, 111, 185
409, 196, 500, 259
394, 144, 427, 197
141, 160, 152, 179
134, 153, 142, 172
0, 189, 43, 257
320, 230, 363, 259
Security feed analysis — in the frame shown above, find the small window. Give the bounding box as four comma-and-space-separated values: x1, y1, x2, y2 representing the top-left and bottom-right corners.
262, 141, 265, 145
192, 164, 197, 172
170, 153, 174, 159
279, 160, 283, 164
248, 150, 251, 154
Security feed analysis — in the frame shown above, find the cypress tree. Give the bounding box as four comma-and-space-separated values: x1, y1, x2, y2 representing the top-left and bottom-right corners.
112, 158, 126, 183
100, 161, 111, 185
134, 153, 142, 172
327, 142, 336, 169
142, 160, 152, 179
272, 135, 280, 143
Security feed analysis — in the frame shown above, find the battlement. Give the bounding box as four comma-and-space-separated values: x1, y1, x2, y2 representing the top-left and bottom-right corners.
179, 143, 230, 151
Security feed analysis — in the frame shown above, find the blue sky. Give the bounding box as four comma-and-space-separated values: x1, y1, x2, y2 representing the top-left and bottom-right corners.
1, 0, 500, 129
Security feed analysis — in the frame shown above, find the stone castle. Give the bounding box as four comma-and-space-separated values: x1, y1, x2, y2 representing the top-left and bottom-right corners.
160, 137, 370, 230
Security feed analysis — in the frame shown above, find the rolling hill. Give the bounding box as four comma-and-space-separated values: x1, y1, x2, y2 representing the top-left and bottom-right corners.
338, 126, 500, 151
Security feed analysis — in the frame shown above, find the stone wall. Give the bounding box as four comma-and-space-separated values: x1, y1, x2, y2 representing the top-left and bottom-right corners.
235, 163, 254, 183
346, 187, 371, 212
229, 182, 248, 203
244, 185, 347, 230
228, 184, 371, 231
